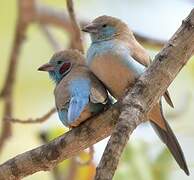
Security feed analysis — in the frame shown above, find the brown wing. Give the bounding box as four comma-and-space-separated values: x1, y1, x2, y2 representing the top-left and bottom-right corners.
129, 42, 174, 108
54, 77, 70, 111
129, 39, 151, 67
89, 72, 108, 104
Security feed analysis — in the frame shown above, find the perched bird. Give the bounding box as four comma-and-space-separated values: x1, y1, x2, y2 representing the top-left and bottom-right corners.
38, 49, 109, 127
82, 15, 189, 175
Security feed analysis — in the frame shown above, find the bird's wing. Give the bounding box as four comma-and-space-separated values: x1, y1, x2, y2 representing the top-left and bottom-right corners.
54, 77, 70, 111
68, 78, 90, 124
54, 77, 71, 126
89, 73, 108, 104
129, 41, 150, 67
130, 46, 174, 108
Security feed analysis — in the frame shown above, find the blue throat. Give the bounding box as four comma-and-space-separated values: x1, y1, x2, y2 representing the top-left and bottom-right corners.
87, 39, 116, 65
91, 26, 117, 43
49, 71, 64, 84
86, 39, 146, 75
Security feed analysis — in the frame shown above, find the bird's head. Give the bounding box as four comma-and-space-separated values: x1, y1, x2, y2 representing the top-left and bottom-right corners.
38, 49, 85, 84
82, 15, 131, 43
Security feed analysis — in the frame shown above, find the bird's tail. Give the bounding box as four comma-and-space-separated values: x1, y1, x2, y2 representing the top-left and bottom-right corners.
150, 100, 189, 175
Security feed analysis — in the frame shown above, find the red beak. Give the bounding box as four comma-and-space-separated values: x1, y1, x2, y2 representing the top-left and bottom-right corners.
38, 63, 55, 72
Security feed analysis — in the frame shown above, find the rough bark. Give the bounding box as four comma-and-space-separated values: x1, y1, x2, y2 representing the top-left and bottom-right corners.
0, 105, 120, 179
0, 7, 193, 180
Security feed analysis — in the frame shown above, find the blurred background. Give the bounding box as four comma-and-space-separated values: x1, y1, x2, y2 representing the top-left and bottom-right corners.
0, 0, 194, 180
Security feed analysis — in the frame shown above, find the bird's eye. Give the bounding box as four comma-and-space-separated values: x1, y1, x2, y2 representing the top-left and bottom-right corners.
57, 61, 63, 65
102, 24, 107, 28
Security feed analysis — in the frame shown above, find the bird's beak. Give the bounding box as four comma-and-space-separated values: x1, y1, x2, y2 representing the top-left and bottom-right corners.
38, 63, 55, 72
82, 23, 98, 33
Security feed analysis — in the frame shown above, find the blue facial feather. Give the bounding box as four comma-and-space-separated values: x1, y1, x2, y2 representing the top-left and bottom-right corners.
49, 61, 72, 84
91, 26, 117, 42
49, 71, 63, 84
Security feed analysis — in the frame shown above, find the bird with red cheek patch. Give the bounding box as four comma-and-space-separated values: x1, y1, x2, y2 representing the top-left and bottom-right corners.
38, 49, 110, 127
83, 15, 189, 175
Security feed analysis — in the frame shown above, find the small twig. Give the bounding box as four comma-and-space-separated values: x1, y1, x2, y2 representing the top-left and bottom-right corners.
6, 108, 56, 124
66, 0, 84, 53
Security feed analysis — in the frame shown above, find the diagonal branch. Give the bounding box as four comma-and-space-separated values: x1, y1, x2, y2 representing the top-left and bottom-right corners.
0, 8, 193, 180
0, 104, 120, 179
95, 8, 194, 180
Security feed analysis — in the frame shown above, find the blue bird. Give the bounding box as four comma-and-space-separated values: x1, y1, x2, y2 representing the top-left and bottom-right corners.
38, 49, 109, 127
82, 15, 189, 175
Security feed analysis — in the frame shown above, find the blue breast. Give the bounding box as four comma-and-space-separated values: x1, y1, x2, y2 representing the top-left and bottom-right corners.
86, 40, 146, 76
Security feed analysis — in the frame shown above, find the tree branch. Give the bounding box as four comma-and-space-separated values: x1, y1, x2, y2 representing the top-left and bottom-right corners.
6, 108, 56, 124
0, 8, 193, 180
95, 9, 194, 180
0, 104, 120, 179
